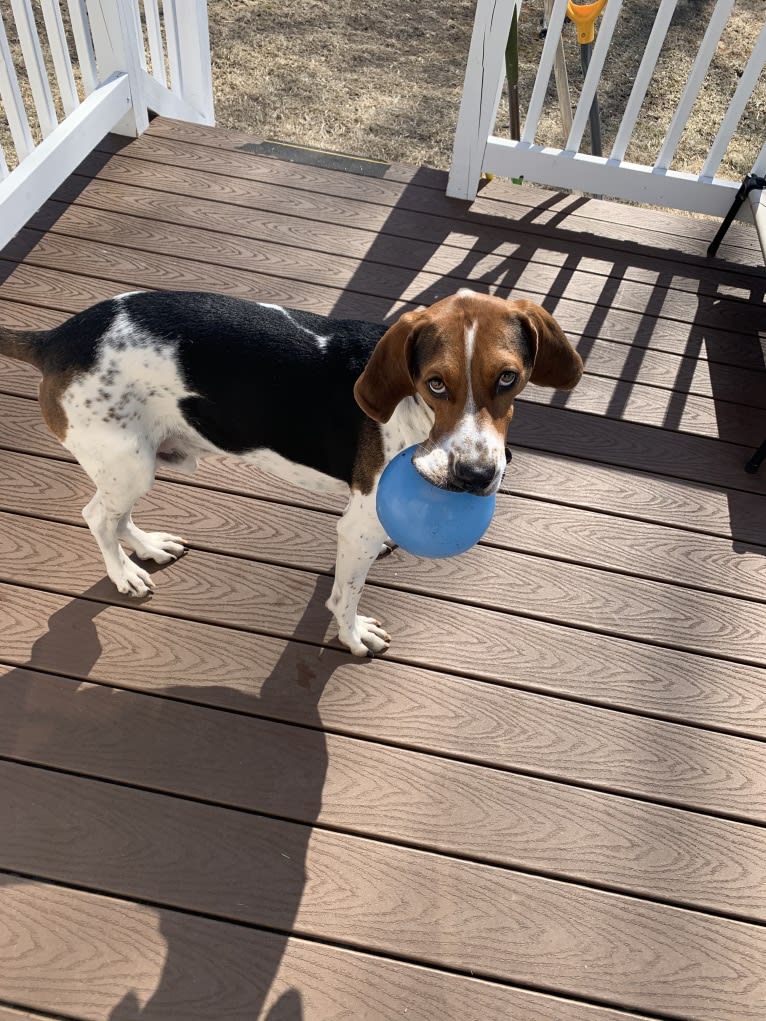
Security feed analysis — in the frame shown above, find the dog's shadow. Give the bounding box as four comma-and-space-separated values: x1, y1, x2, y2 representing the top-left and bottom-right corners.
0, 573, 349, 1020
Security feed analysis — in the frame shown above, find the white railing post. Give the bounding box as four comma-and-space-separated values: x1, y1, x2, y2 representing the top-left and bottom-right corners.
10, 0, 58, 137
447, 0, 520, 200
162, 0, 214, 124
84, 0, 147, 135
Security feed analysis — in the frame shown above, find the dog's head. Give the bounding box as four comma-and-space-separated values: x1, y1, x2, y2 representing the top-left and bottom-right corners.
354, 289, 583, 495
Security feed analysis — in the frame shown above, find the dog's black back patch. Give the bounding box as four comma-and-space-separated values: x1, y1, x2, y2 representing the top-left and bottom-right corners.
124, 291, 387, 485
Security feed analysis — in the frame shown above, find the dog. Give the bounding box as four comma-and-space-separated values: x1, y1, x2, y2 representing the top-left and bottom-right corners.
0, 288, 582, 656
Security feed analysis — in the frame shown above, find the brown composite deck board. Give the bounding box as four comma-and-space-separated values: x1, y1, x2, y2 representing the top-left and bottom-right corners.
2, 447, 763, 602
2, 467, 765, 676
28, 190, 761, 352
2, 580, 766, 787
12, 190, 766, 405
1, 381, 764, 546
78, 139, 766, 318
6, 226, 764, 443
136, 116, 763, 259
0, 119, 765, 1020
107, 122, 766, 268
0, 881, 656, 1021
1, 254, 763, 489
4, 257, 763, 449
45, 152, 766, 368
47, 167, 763, 313
3, 759, 765, 1021
2, 664, 765, 922
3, 508, 764, 667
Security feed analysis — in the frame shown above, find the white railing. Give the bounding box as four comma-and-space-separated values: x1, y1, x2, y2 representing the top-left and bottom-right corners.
448, 0, 766, 255
0, 0, 213, 250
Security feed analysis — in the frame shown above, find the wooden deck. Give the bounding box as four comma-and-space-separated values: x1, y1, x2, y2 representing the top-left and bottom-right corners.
0, 117, 765, 1021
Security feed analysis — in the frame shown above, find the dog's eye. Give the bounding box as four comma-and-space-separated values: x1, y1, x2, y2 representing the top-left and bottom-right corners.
498, 370, 517, 390
427, 377, 447, 396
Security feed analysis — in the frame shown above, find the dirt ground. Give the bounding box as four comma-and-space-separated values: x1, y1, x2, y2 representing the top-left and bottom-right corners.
0, 1, 764, 188
207, 0, 766, 182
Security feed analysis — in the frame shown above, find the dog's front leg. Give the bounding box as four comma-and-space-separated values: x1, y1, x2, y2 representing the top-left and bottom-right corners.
326, 489, 390, 657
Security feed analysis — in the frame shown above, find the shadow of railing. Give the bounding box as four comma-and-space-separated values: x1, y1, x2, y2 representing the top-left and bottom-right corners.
327, 171, 766, 553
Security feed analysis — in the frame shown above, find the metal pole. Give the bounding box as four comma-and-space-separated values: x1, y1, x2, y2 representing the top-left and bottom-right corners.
567, 0, 608, 156
579, 40, 602, 156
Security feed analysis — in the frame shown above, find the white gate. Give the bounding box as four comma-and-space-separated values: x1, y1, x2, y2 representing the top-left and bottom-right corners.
448, 0, 766, 254
0, 0, 214, 251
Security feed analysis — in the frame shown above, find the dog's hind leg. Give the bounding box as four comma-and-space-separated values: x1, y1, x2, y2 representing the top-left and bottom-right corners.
68, 438, 169, 597
326, 489, 390, 657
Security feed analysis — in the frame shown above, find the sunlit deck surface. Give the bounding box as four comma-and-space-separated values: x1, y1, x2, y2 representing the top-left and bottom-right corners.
0, 117, 765, 1021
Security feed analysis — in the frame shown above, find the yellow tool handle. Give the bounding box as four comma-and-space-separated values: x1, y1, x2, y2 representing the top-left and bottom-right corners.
566, 0, 608, 45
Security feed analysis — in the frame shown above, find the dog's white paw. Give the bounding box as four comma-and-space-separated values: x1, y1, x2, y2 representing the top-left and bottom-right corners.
125, 531, 187, 564
111, 554, 156, 598
341, 615, 391, 657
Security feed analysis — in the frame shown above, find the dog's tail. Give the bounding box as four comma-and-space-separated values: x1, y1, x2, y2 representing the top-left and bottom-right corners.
0, 325, 46, 369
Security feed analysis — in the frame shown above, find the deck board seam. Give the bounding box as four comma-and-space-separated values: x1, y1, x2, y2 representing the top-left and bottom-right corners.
3, 753, 766, 927
1, 537, 764, 669
0, 868, 674, 1021
43, 186, 766, 318
97, 134, 765, 273
0, 433, 762, 547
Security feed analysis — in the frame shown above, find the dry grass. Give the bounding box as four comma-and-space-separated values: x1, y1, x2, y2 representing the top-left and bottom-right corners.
1, 0, 764, 188
208, 0, 766, 184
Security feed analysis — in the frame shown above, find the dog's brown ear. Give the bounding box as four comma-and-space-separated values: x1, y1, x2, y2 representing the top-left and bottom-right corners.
354, 310, 421, 423
510, 298, 583, 390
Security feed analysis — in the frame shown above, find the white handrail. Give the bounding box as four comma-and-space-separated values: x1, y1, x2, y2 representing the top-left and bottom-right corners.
448, 0, 766, 242
0, 0, 214, 251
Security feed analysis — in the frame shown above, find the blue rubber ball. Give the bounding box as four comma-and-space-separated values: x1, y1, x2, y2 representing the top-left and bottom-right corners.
376, 444, 496, 558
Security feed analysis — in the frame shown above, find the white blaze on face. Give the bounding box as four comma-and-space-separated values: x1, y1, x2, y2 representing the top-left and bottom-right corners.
412, 318, 506, 491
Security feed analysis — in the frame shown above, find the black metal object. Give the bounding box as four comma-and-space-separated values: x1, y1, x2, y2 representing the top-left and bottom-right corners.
579, 41, 602, 157
745, 439, 766, 474
707, 173, 766, 258
707, 174, 766, 473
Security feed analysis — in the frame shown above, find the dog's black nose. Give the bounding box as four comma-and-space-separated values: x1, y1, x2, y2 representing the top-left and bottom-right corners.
453, 460, 496, 492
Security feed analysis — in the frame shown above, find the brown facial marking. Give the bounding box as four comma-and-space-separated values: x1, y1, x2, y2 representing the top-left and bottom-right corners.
39, 370, 77, 442
412, 292, 529, 450
508, 297, 583, 390
355, 292, 580, 485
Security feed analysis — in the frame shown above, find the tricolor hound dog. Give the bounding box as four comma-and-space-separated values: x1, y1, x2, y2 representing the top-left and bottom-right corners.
0, 289, 582, 656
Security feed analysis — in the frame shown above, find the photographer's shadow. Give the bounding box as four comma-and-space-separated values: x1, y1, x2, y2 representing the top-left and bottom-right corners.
1, 572, 345, 1020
